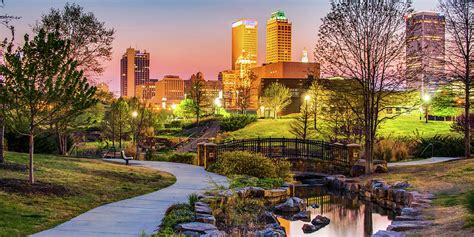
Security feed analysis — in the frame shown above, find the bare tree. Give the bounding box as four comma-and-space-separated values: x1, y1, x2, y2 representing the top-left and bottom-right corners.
315, 0, 413, 174
439, 0, 473, 159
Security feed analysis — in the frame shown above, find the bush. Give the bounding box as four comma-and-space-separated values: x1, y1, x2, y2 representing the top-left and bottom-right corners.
168, 153, 196, 164
208, 151, 291, 180
159, 203, 194, 235
413, 135, 465, 158
220, 114, 257, 132
229, 175, 284, 189
374, 139, 411, 162
465, 188, 474, 214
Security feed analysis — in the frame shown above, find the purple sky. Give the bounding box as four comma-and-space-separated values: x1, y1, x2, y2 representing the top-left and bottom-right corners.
1, 0, 438, 95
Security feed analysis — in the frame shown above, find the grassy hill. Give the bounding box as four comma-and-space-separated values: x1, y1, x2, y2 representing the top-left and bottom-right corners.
226, 112, 458, 140
0, 152, 175, 236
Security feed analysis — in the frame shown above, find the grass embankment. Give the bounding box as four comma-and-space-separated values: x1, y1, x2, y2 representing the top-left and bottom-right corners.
363, 159, 474, 236
227, 112, 457, 140
0, 152, 176, 236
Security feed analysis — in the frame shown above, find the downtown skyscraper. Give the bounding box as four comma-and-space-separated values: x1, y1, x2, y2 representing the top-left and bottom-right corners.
266, 10, 292, 64
120, 48, 150, 97
231, 19, 258, 70
406, 11, 446, 95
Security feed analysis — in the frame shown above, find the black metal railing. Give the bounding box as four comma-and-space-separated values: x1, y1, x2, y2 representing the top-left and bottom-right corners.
216, 138, 350, 167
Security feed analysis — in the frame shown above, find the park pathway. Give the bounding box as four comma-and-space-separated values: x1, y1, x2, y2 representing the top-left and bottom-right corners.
388, 157, 462, 167
32, 160, 227, 237
176, 121, 220, 153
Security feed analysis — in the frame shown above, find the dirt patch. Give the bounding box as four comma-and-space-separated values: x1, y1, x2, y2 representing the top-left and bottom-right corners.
0, 178, 74, 196
407, 206, 472, 237
0, 162, 28, 172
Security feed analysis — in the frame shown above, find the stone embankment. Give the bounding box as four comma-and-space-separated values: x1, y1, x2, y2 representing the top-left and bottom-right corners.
325, 175, 434, 237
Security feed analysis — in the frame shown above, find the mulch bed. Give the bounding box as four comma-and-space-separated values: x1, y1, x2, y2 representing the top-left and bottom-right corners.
0, 178, 74, 196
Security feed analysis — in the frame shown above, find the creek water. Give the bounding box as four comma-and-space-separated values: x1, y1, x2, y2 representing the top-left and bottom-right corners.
277, 185, 397, 237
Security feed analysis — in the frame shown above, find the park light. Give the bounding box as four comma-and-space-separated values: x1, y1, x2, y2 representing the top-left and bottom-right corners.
171, 103, 177, 110
131, 111, 138, 118
214, 97, 222, 107
304, 94, 311, 102
422, 94, 430, 103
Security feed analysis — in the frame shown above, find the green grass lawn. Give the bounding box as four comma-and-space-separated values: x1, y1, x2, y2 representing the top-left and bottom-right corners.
378, 112, 459, 138
227, 112, 459, 140
0, 152, 176, 236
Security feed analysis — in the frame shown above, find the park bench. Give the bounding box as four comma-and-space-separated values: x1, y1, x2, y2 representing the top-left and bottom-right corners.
120, 150, 133, 165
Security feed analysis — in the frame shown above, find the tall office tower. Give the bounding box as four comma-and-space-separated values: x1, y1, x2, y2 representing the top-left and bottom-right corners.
120, 47, 150, 97
232, 19, 258, 70
266, 10, 292, 64
406, 11, 445, 95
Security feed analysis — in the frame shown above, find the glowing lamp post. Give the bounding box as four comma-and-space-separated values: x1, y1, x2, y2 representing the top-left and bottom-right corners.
131, 111, 138, 118
422, 94, 430, 123
214, 98, 222, 115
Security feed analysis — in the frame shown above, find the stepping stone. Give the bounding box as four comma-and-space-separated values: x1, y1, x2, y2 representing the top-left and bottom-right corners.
373, 230, 406, 237
387, 221, 432, 231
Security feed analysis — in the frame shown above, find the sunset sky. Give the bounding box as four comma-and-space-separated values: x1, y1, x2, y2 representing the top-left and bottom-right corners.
1, 0, 437, 95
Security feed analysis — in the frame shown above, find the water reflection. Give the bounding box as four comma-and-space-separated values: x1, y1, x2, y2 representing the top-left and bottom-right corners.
278, 186, 396, 237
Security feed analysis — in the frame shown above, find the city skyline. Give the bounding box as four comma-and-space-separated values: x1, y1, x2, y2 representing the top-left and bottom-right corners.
0, 0, 438, 95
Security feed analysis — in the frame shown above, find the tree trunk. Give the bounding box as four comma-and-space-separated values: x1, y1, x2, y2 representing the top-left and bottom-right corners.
465, 77, 471, 159
0, 118, 4, 163
28, 133, 34, 184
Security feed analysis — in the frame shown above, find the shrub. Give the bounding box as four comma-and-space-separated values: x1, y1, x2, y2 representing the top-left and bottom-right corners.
229, 175, 284, 189
208, 151, 291, 180
413, 135, 465, 158
168, 153, 196, 164
220, 114, 257, 132
124, 144, 138, 159
159, 203, 194, 234
465, 188, 474, 214
188, 193, 199, 207
374, 139, 411, 162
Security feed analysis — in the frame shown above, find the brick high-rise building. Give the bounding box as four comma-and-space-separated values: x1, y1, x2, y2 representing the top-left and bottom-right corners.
266, 10, 292, 64
406, 11, 445, 95
120, 48, 150, 97
232, 19, 258, 70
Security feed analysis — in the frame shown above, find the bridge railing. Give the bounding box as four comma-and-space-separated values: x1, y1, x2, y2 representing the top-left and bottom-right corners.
216, 138, 352, 168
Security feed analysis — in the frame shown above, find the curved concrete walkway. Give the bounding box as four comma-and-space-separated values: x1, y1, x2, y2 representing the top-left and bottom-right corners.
388, 157, 461, 167
32, 160, 227, 237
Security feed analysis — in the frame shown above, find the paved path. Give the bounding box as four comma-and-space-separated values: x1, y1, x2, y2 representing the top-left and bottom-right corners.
176, 121, 220, 153
32, 160, 227, 237
388, 157, 462, 167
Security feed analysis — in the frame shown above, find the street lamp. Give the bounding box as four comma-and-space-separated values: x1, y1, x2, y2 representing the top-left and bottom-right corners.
304, 94, 311, 102
422, 94, 430, 123
131, 111, 138, 118
214, 97, 221, 115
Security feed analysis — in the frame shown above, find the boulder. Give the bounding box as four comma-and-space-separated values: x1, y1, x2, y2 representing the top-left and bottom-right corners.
311, 215, 330, 228
176, 222, 218, 234
195, 213, 216, 225
275, 197, 305, 213
400, 207, 421, 216
387, 221, 432, 231
195, 205, 212, 215
201, 230, 226, 237
264, 188, 288, 198
393, 181, 410, 189
372, 230, 406, 237
302, 224, 319, 234
292, 211, 311, 222
350, 164, 366, 177
262, 211, 279, 224
236, 187, 250, 198
394, 215, 424, 221
256, 225, 286, 237
374, 164, 388, 173
249, 187, 265, 198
